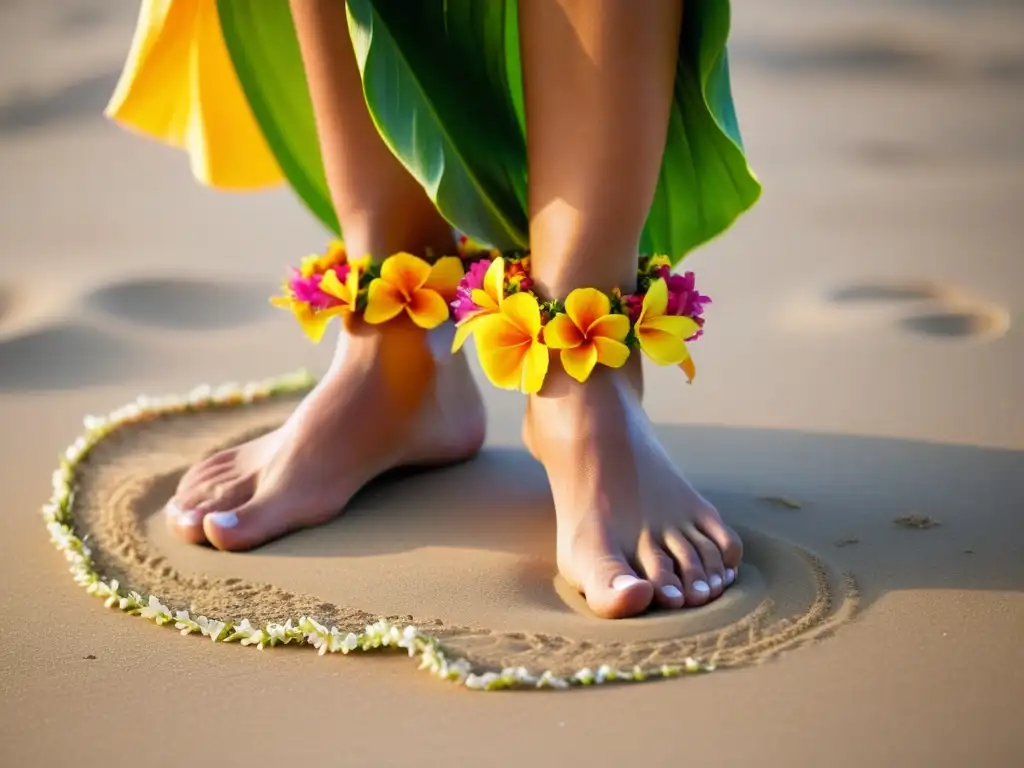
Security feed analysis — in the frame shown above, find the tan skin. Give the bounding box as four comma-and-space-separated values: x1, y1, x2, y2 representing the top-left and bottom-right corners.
167, 0, 742, 618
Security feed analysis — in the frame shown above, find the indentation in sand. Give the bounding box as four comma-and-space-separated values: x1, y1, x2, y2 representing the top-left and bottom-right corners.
0, 71, 120, 136
828, 282, 946, 304
0, 321, 155, 392
783, 279, 1012, 341
899, 310, 1009, 340
736, 36, 946, 78
84, 277, 275, 331
71, 396, 858, 675
0, 284, 11, 326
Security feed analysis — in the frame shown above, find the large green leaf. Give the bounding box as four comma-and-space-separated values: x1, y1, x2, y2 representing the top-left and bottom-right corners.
346, 0, 528, 250
216, 0, 338, 233
640, 0, 762, 259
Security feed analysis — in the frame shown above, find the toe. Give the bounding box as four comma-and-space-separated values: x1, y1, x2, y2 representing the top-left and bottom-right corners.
663, 527, 712, 606
178, 450, 236, 489
173, 467, 236, 513
164, 501, 208, 545
686, 527, 726, 598
636, 534, 685, 609
202, 494, 312, 552
697, 511, 743, 572
195, 477, 256, 514
578, 552, 655, 619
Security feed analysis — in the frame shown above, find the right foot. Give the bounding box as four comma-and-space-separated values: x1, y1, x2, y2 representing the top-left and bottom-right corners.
166, 318, 486, 550
523, 360, 743, 619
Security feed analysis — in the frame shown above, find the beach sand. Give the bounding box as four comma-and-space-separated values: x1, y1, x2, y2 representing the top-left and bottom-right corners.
2, 0, 1022, 765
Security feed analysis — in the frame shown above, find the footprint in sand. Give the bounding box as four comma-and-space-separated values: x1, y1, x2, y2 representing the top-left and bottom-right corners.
83, 277, 275, 332
0, 321, 156, 392
823, 279, 1010, 341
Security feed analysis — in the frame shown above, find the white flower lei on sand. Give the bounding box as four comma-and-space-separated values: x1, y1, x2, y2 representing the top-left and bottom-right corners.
43, 370, 713, 691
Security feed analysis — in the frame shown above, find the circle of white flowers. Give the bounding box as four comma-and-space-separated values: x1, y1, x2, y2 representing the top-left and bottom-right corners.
43, 370, 714, 690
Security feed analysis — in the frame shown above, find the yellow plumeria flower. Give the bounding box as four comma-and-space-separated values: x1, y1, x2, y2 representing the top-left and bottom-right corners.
542, 288, 630, 382
474, 292, 549, 394
364, 253, 464, 329
452, 257, 505, 352
634, 278, 700, 368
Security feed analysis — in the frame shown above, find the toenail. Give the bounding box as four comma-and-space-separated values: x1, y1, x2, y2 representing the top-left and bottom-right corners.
693, 580, 710, 595
177, 509, 203, 527
724, 568, 736, 585
206, 511, 239, 528
611, 575, 642, 591
165, 502, 181, 517
661, 585, 683, 600
709, 574, 723, 590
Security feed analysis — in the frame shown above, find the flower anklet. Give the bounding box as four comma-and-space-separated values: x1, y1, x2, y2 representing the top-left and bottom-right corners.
270, 238, 497, 342
271, 241, 711, 394
452, 254, 711, 394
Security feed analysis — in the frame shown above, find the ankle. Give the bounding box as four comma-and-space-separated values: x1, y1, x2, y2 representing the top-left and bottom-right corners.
339, 208, 456, 261
527, 231, 640, 298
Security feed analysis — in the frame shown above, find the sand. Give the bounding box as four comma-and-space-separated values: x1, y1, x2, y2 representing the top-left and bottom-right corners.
2, 0, 1023, 765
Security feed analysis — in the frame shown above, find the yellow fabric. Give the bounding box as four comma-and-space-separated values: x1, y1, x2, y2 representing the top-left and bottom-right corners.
105, 0, 283, 190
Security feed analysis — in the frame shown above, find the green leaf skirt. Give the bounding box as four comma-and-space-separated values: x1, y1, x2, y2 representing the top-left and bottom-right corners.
110, 0, 760, 265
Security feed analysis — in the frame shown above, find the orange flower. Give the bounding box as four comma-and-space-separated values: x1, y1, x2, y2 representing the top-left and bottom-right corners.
451, 257, 505, 352
634, 278, 700, 379
473, 292, 549, 394
542, 288, 630, 382
364, 253, 463, 329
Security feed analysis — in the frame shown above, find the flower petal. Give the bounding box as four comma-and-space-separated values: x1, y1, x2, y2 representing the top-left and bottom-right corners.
560, 342, 598, 383
470, 288, 499, 312
587, 313, 630, 342
680, 356, 696, 383
593, 337, 630, 369
319, 269, 351, 303
639, 278, 669, 321
640, 313, 700, 339
451, 313, 485, 352
637, 327, 689, 365
380, 252, 431, 296
564, 288, 611, 333
521, 340, 551, 394
500, 291, 542, 338
405, 288, 450, 329
475, 313, 534, 391
479, 344, 529, 390
363, 279, 405, 324
483, 257, 505, 306
542, 313, 584, 349
424, 256, 465, 302
296, 306, 333, 343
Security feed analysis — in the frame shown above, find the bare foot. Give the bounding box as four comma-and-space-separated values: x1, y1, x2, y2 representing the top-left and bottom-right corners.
166, 318, 486, 550
523, 359, 742, 619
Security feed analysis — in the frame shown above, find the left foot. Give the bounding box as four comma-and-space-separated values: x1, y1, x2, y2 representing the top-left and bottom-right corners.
523, 360, 743, 619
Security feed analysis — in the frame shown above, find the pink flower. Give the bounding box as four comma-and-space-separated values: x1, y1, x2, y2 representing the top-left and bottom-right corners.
646, 267, 711, 341
288, 264, 351, 310
622, 293, 644, 324
451, 258, 492, 322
